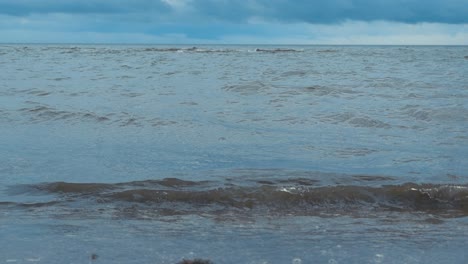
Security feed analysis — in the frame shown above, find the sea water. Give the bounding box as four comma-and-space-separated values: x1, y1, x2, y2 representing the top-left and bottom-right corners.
0, 45, 467, 263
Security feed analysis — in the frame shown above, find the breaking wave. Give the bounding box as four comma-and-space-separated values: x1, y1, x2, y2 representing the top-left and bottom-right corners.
6, 178, 468, 218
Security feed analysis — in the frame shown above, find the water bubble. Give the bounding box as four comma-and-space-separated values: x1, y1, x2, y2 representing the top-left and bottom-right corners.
374, 253, 384, 263
25, 258, 41, 262
292, 258, 302, 264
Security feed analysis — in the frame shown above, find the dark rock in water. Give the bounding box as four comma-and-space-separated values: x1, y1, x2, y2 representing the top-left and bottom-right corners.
464, 56, 468, 59
177, 259, 213, 264
90, 253, 98, 260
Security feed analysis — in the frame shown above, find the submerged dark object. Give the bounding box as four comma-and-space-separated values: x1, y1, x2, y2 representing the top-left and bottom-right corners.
254, 48, 300, 53
177, 259, 213, 264
20, 179, 468, 218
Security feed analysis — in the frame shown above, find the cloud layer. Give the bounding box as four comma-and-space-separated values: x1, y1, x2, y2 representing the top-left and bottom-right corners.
0, 0, 467, 44
193, 0, 468, 24
1, 0, 467, 24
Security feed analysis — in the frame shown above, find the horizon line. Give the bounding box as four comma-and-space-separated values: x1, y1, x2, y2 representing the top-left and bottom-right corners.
1, 42, 467, 47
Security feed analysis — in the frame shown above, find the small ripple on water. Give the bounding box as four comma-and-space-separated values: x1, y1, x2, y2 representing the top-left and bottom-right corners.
223, 81, 269, 95
321, 113, 391, 128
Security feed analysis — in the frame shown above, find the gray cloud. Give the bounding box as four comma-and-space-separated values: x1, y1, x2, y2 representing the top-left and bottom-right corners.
192, 0, 468, 24
0, 0, 466, 24
0, 0, 170, 16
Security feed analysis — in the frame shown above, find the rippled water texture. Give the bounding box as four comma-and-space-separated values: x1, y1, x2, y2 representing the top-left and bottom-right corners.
1, 45, 467, 263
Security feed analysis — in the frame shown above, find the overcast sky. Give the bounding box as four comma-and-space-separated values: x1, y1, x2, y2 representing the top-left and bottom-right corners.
0, 0, 467, 44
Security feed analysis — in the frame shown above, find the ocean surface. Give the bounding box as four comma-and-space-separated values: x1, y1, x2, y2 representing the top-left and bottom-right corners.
1, 44, 467, 263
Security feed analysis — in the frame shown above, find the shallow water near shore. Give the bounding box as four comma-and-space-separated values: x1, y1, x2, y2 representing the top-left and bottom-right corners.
1, 44, 468, 263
